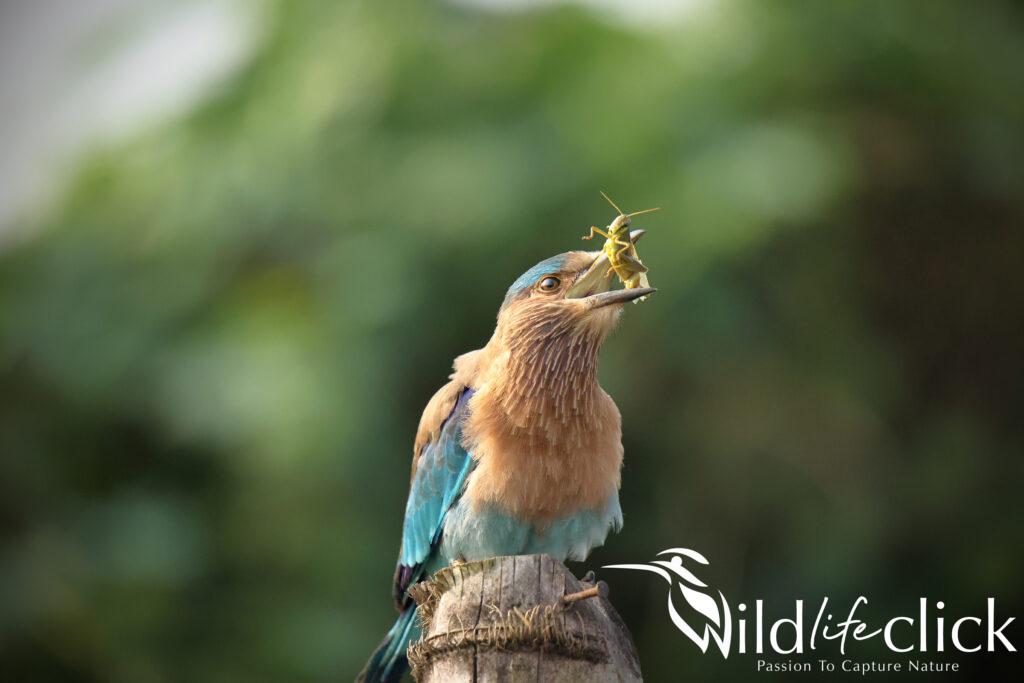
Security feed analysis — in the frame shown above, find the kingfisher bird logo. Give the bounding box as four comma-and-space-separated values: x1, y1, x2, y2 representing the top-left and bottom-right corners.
604, 548, 732, 657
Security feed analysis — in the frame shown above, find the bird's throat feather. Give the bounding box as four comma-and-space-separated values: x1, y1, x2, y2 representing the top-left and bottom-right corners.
462, 306, 623, 523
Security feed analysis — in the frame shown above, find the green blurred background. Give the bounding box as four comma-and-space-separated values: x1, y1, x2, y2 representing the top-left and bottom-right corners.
1, 0, 1022, 680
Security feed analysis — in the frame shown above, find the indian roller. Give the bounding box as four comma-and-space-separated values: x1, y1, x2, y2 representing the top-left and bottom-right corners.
358, 248, 654, 682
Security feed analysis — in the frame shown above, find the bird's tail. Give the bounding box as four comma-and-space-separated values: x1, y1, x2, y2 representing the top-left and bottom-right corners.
356, 606, 419, 683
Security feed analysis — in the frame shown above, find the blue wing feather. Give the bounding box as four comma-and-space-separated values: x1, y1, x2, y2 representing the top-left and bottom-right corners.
393, 387, 474, 606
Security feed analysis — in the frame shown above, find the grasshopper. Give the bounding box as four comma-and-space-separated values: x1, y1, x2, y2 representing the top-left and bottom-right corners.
581, 191, 659, 300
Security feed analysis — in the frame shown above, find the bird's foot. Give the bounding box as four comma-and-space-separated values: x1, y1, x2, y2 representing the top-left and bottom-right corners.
580, 569, 596, 585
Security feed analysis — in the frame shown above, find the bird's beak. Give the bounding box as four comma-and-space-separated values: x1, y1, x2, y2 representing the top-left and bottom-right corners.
565, 252, 656, 309
584, 287, 657, 308
564, 252, 614, 300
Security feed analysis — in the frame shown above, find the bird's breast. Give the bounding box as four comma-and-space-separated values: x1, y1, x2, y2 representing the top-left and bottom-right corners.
441, 491, 622, 563
460, 381, 624, 523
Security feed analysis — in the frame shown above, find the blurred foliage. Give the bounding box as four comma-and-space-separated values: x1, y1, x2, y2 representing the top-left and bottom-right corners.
2, 0, 1024, 680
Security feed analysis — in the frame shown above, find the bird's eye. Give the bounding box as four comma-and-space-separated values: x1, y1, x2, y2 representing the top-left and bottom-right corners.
537, 276, 561, 293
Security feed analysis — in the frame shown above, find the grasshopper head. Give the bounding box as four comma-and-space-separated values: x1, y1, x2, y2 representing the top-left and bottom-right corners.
609, 214, 632, 233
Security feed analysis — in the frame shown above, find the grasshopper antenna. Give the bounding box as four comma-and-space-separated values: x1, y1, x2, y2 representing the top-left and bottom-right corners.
627, 206, 660, 218
600, 190, 625, 216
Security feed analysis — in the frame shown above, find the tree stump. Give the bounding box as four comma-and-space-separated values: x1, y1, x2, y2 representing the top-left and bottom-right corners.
407, 555, 642, 682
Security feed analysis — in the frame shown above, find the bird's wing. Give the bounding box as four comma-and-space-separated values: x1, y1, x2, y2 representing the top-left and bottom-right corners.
392, 382, 475, 608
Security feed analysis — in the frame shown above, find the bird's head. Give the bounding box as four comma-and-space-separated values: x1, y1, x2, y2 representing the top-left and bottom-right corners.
496, 250, 655, 348
460, 248, 652, 518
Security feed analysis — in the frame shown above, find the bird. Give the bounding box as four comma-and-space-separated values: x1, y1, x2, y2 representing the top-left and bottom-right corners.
358, 246, 655, 682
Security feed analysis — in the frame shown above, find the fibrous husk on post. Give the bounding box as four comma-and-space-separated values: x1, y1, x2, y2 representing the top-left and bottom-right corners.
407, 555, 642, 682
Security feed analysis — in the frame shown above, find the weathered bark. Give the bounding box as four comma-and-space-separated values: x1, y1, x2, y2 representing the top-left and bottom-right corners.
408, 555, 642, 682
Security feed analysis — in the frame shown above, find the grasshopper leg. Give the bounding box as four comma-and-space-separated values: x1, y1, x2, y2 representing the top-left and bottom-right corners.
612, 240, 649, 272
582, 226, 611, 241
617, 250, 648, 273
611, 239, 633, 256
612, 241, 649, 273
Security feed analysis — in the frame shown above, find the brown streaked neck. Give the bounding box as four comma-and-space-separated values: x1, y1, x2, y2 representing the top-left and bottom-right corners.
462, 308, 623, 520
489, 305, 609, 442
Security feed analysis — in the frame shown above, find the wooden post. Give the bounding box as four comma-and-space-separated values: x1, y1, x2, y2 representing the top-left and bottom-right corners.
407, 555, 642, 682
